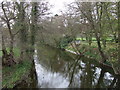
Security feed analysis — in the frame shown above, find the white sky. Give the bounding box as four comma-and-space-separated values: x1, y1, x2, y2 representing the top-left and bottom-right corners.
1, 0, 117, 15
47, 0, 118, 15
48, 0, 75, 15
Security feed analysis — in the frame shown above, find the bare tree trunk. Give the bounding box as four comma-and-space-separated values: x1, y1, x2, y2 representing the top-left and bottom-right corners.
30, 2, 38, 51
79, 2, 107, 63
2, 30, 15, 66
96, 69, 105, 88
90, 17, 107, 63
118, 1, 120, 66
9, 35, 14, 54
2, 34, 7, 64
95, 32, 107, 63
93, 3, 107, 63
1, 2, 15, 66
16, 2, 27, 60
1, 2, 14, 54
5, 13, 14, 54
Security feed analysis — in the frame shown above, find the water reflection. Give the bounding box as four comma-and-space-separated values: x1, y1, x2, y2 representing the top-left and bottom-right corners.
34, 56, 69, 88
34, 45, 120, 88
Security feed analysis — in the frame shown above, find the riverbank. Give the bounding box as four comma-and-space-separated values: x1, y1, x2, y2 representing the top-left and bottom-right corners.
2, 48, 37, 88
65, 41, 119, 67
65, 41, 120, 75
28, 44, 120, 88
2, 60, 32, 88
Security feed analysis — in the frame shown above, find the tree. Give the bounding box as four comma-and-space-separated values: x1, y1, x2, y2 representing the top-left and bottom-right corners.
30, 2, 38, 51
118, 1, 120, 67
14, 2, 29, 61
74, 2, 108, 62
1, 2, 16, 66
1, 2, 15, 54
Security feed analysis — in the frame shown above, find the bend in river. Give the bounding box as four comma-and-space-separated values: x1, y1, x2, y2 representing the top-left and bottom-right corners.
34, 45, 120, 88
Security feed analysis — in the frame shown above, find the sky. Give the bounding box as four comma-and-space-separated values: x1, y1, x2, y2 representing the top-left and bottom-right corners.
1, 0, 117, 15
47, 0, 118, 15
48, 0, 75, 15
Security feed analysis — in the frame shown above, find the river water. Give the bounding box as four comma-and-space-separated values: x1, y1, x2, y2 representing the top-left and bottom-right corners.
34, 45, 120, 88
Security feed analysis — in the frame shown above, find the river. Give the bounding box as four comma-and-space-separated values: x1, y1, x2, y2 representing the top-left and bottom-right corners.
33, 45, 120, 88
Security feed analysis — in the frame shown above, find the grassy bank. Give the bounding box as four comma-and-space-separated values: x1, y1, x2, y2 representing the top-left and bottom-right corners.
66, 41, 117, 64
2, 48, 34, 88
2, 60, 32, 88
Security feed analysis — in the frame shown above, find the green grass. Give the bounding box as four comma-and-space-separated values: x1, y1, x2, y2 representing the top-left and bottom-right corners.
0, 47, 20, 57
2, 60, 32, 88
76, 37, 113, 41
2, 47, 32, 88
76, 37, 86, 41
13, 48, 20, 57
0, 51, 2, 56
66, 41, 117, 63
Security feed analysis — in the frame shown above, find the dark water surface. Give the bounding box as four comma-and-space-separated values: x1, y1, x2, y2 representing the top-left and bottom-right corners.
34, 45, 120, 88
